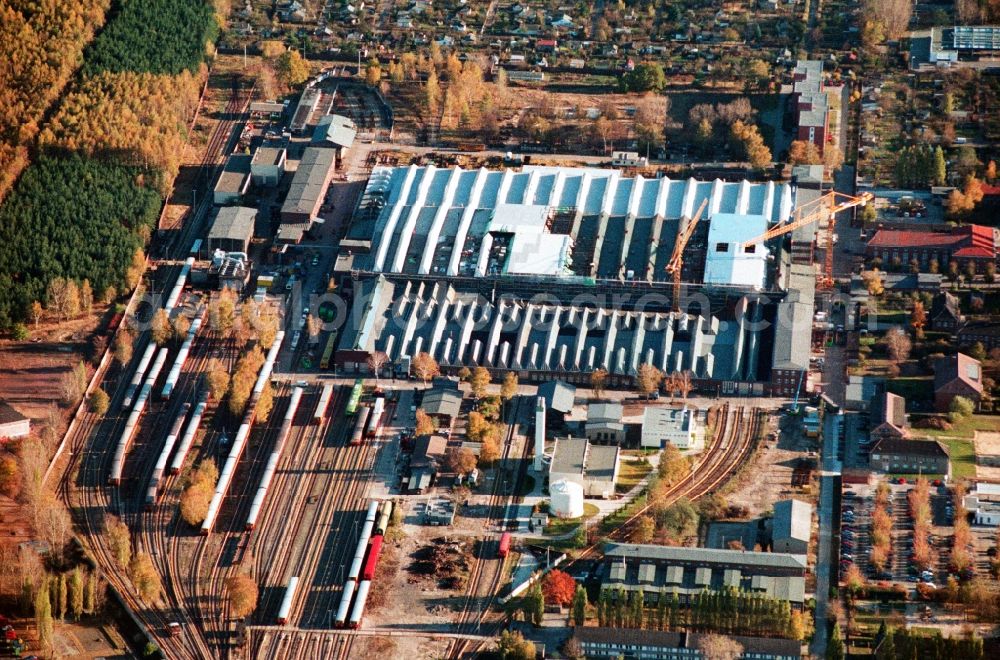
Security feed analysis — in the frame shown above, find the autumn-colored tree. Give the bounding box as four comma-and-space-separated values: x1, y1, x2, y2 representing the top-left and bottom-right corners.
276, 50, 309, 86
634, 514, 656, 543
130, 552, 161, 603
47, 277, 81, 320
225, 574, 258, 619
730, 120, 772, 169
173, 313, 190, 343
590, 367, 609, 400
150, 308, 171, 346
367, 351, 389, 383
697, 634, 744, 660
206, 358, 230, 401
88, 387, 110, 415
414, 408, 435, 436
180, 459, 217, 526
656, 444, 691, 490
882, 326, 912, 362
500, 372, 518, 402
364, 59, 382, 86
470, 366, 491, 398
911, 300, 927, 337
105, 514, 132, 568
788, 140, 822, 165
411, 351, 440, 384
256, 380, 274, 423
863, 268, 884, 296
113, 327, 134, 366
209, 287, 237, 336
444, 447, 477, 474
0, 454, 20, 499
425, 71, 440, 113
542, 569, 577, 606
635, 363, 663, 399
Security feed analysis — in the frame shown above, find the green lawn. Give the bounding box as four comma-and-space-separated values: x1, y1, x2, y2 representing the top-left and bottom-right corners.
616, 460, 653, 494
543, 502, 600, 537
917, 414, 1000, 440
943, 437, 977, 479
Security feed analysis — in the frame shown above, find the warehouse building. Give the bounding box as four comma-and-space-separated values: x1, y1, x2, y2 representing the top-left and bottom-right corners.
549, 436, 620, 498
771, 499, 812, 554
207, 206, 256, 255
279, 147, 337, 242
312, 114, 357, 158
213, 154, 252, 205
601, 542, 807, 607
335, 276, 774, 387
346, 165, 793, 285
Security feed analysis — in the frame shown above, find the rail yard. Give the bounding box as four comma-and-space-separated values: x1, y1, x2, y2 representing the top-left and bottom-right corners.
47, 54, 830, 660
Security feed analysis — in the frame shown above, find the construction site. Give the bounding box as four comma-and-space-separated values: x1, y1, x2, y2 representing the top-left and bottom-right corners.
333, 164, 871, 396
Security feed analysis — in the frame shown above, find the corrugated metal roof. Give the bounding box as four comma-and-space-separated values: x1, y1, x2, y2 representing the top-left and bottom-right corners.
772, 499, 812, 544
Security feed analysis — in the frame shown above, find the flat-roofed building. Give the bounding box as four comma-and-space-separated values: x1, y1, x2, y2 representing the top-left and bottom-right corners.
213, 154, 252, 205
250, 146, 287, 186
641, 406, 703, 450
601, 542, 807, 607
550, 436, 620, 498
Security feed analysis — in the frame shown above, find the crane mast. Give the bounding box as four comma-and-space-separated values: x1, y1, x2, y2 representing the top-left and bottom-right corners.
665, 198, 709, 313
740, 191, 872, 288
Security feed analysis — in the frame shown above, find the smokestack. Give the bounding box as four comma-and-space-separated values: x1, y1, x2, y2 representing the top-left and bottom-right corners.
534, 396, 546, 472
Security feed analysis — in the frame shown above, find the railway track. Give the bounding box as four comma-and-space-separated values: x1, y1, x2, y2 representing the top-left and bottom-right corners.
447, 396, 530, 659
58, 73, 255, 659
247, 390, 395, 658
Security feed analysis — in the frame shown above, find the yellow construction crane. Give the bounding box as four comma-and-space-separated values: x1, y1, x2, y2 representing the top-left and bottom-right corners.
740, 191, 873, 288
666, 198, 709, 313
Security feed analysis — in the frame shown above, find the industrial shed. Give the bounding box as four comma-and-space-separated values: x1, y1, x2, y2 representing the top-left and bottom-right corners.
279, 147, 336, 241
549, 436, 620, 498
0, 400, 30, 440
213, 154, 252, 205
207, 206, 256, 255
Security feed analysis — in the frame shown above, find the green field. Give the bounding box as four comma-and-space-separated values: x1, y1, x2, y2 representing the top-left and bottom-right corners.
917, 414, 1000, 440
616, 460, 653, 494
543, 502, 600, 537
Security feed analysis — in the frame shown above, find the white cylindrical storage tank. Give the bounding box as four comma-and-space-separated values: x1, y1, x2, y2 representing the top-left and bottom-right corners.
550, 479, 584, 519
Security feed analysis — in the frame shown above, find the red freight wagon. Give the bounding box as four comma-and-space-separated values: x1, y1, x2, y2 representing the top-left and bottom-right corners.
498, 532, 511, 558
362, 535, 384, 581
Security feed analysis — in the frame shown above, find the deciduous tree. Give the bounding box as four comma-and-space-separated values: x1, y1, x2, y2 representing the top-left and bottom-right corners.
542, 569, 577, 606
697, 634, 744, 660
105, 514, 132, 568
635, 363, 663, 399
470, 366, 491, 398
444, 447, 477, 474
591, 367, 609, 400
411, 351, 440, 385
226, 574, 258, 619
88, 387, 110, 415
130, 552, 161, 603
276, 50, 309, 86
415, 408, 435, 436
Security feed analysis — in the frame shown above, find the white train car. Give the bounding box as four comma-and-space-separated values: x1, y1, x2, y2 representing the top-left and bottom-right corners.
276, 576, 299, 625
145, 402, 191, 509
164, 256, 195, 315
314, 382, 334, 424
246, 387, 304, 530
348, 501, 381, 581
169, 391, 207, 475
109, 347, 170, 485
365, 395, 385, 438
200, 331, 284, 535
121, 343, 157, 411
161, 311, 204, 400
334, 578, 356, 627
347, 579, 371, 629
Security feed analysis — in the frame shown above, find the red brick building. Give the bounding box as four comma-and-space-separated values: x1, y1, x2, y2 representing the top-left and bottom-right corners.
865, 225, 997, 273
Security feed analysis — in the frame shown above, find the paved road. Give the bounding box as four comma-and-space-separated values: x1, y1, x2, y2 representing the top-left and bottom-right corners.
811, 401, 844, 657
